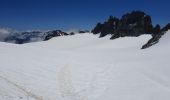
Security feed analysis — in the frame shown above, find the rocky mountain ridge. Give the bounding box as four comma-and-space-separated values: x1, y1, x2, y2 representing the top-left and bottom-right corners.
0, 11, 169, 49
92, 11, 170, 49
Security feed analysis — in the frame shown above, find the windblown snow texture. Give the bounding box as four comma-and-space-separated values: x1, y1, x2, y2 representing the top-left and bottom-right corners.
0, 31, 170, 100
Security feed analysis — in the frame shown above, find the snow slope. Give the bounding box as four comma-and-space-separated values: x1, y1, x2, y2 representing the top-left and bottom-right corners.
0, 31, 170, 100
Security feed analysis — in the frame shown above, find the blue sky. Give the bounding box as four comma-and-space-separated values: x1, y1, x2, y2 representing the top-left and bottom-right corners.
0, 0, 170, 31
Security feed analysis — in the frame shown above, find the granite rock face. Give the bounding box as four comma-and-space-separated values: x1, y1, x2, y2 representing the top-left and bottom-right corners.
92, 11, 170, 49
92, 11, 153, 39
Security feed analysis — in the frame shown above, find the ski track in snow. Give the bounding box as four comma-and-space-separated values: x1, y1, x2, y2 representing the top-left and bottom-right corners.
137, 69, 170, 91
58, 64, 85, 100
0, 76, 43, 100
1, 32, 170, 100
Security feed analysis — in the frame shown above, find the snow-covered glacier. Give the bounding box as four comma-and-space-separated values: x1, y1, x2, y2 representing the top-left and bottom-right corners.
0, 31, 170, 100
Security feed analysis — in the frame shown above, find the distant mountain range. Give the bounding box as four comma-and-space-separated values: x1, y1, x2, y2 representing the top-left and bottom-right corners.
0, 28, 89, 44
0, 30, 68, 44
0, 11, 170, 49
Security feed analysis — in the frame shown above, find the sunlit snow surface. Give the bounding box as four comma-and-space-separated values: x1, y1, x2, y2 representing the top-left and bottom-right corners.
0, 31, 170, 100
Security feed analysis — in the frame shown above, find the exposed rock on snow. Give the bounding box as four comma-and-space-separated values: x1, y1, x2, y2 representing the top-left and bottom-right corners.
142, 24, 170, 49
92, 11, 153, 38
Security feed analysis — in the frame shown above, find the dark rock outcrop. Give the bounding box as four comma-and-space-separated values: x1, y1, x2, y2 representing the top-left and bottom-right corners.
44, 30, 68, 41
141, 23, 170, 49
92, 10, 170, 49
111, 11, 153, 39
92, 16, 119, 38
161, 23, 170, 32
152, 24, 161, 35
92, 11, 153, 39
70, 32, 75, 35
141, 34, 161, 49
91, 22, 103, 34
79, 30, 90, 34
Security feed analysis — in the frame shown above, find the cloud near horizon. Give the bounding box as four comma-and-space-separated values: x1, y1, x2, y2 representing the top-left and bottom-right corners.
0, 28, 12, 41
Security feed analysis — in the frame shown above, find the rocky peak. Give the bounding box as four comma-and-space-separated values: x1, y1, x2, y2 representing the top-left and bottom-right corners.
92, 11, 154, 39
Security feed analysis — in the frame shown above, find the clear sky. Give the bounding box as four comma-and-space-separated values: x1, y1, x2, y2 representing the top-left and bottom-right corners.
0, 0, 170, 31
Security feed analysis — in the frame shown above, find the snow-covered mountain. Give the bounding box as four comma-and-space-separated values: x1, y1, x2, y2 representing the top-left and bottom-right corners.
0, 30, 170, 100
